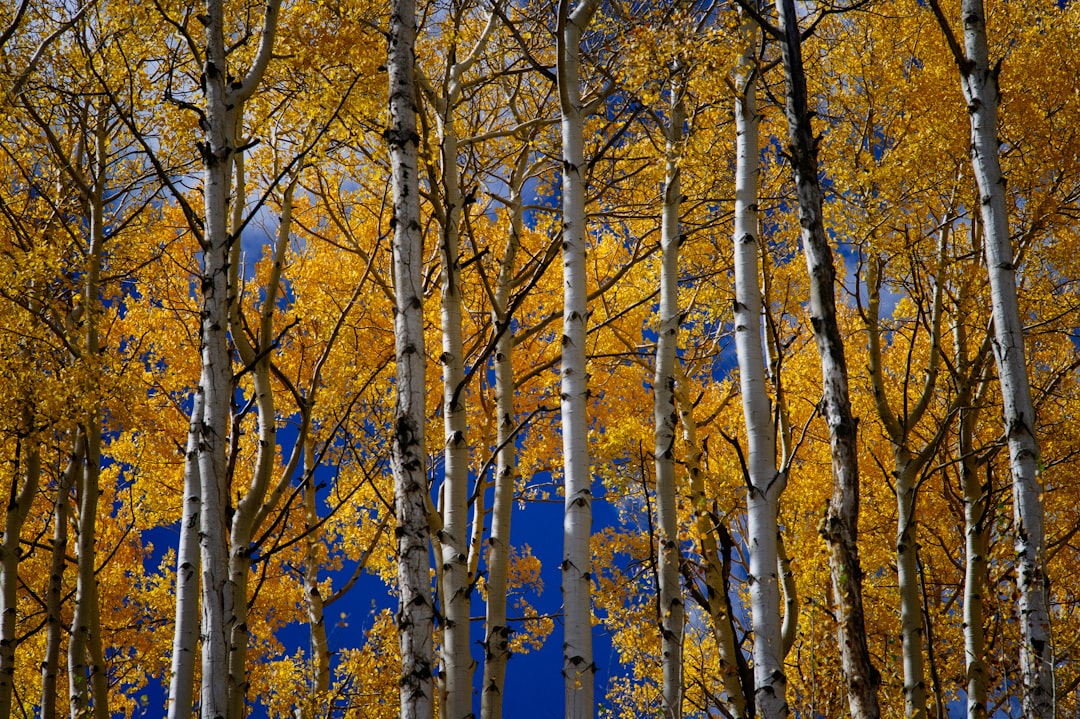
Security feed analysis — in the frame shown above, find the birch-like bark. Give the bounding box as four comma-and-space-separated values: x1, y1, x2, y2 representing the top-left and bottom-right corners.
674, 375, 747, 718
772, 0, 880, 715
435, 123, 472, 719
0, 410, 40, 719
927, 0, 1053, 705
956, 2, 1051, 713
653, 72, 686, 719
69, 119, 110, 719
168, 392, 203, 719
961, 425, 991, 719
480, 149, 528, 719
194, 3, 281, 718
41, 432, 81, 719
198, 8, 242, 716
732, 15, 787, 716
868, 316, 927, 719
557, 1, 601, 715
960, 383, 991, 719
387, 0, 434, 715
864, 238, 947, 719
302, 440, 331, 697
223, 157, 296, 719
422, 16, 495, 704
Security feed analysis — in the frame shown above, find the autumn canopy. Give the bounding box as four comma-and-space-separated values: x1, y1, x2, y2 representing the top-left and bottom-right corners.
1, 0, 1079, 718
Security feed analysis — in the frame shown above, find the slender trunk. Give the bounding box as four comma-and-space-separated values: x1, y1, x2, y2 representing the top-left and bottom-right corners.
387, 0, 434, 715
0, 412, 40, 719
195, 5, 280, 717
69, 343, 107, 719
954, 290, 990, 719
772, 0, 880, 715
866, 217, 954, 719
865, 259, 926, 719
223, 157, 294, 719
653, 66, 686, 719
436, 111, 472, 719
41, 433, 81, 719
764, 230, 798, 666
168, 393, 203, 719
424, 17, 497, 711
961, 421, 991, 719
302, 440, 331, 697
480, 152, 526, 719
894, 453, 926, 719
957, 2, 1050, 713
733, 14, 787, 719
197, 6, 240, 717
557, 2, 601, 716
70, 120, 110, 719
918, 551, 945, 719
674, 375, 746, 718
776, 532, 797, 659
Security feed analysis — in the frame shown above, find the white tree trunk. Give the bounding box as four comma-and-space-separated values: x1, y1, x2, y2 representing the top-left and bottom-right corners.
223, 157, 297, 719
41, 432, 79, 719
423, 42, 498, 715
480, 149, 527, 719
435, 107, 472, 719
865, 257, 928, 719
387, 0, 434, 715
956, 2, 1051, 713
198, 7, 242, 715
557, 2, 601, 715
168, 393, 203, 719
193, 4, 280, 717
958, 332, 991, 719
70, 421, 110, 719
776, 532, 797, 659
0, 410, 40, 719
772, 0, 880, 716
946, 269, 993, 719
653, 67, 686, 719
69, 123, 110, 719
732, 15, 787, 718
300, 438, 332, 701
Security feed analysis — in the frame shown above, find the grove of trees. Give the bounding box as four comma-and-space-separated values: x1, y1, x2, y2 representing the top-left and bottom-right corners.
1, 0, 1079, 718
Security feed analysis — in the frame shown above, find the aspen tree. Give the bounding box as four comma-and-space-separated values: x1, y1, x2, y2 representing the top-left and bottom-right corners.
765, 0, 881, 714
168, 395, 202, 719
557, 0, 602, 715
0, 410, 39, 719
12, 91, 119, 719
0, 116, 40, 719
224, 172, 311, 719
68, 111, 110, 719
732, 11, 788, 718
301, 440, 332, 698
387, 0, 434, 715
863, 233, 950, 719
418, 10, 497, 713
193, 2, 281, 717
653, 58, 686, 719
925, 0, 1052, 713
40, 434, 81, 719
761, 238, 800, 667
0, 115, 61, 706
3, 20, 157, 712
952, 273, 994, 719
481, 140, 540, 719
